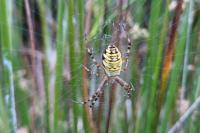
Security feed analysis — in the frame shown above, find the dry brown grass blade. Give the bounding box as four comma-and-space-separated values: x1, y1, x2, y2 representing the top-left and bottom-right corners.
97, 0, 108, 130
106, 83, 117, 133
24, 0, 37, 132
82, 0, 97, 132
105, 0, 128, 132
158, 0, 184, 111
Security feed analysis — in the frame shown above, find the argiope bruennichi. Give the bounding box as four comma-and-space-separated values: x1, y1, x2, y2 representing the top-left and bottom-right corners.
83, 32, 134, 108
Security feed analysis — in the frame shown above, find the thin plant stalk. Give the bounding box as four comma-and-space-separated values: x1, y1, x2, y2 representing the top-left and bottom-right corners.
24, 0, 36, 82
54, 0, 65, 131
105, 0, 124, 131
145, 0, 170, 132
168, 96, 200, 133
159, 0, 184, 106
37, 0, 51, 132
159, 3, 188, 132
68, 0, 80, 132
105, 84, 116, 133
77, 0, 91, 131
0, 30, 10, 133
135, 0, 162, 132
181, 0, 194, 98
3, 58, 17, 133
97, 0, 109, 130
82, 0, 97, 132
0, 88, 10, 132
24, 0, 38, 131
0, 0, 17, 132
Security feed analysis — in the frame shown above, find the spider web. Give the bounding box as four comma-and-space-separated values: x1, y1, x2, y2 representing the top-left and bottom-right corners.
1, 0, 198, 105
0, 0, 200, 131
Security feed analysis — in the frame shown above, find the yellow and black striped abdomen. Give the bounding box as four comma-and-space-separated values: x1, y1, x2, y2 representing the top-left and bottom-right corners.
102, 45, 122, 76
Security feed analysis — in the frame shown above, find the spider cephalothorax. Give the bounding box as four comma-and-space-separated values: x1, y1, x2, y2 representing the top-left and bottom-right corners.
84, 36, 134, 108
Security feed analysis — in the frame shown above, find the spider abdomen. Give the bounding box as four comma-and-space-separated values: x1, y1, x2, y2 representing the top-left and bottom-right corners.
102, 45, 122, 76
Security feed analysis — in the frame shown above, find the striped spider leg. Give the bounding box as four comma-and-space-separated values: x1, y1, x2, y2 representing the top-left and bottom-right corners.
120, 23, 132, 71
84, 47, 104, 77
114, 76, 134, 98
83, 43, 134, 108
123, 37, 132, 71
82, 47, 106, 107
87, 48, 102, 69
84, 76, 108, 108
83, 34, 103, 76
84, 75, 134, 108
81, 50, 102, 76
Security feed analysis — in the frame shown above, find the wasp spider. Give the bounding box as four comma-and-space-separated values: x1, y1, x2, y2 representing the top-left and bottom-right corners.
84, 36, 134, 108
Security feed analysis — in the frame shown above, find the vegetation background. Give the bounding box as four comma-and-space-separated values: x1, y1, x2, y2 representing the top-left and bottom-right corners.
0, 0, 200, 133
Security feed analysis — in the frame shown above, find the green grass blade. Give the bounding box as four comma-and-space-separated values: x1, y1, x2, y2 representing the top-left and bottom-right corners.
0, 88, 10, 133
136, 0, 162, 132
145, 0, 171, 132
0, 0, 17, 132
54, 0, 65, 131
159, 5, 189, 133
0, 26, 10, 133
68, 0, 80, 132
37, 0, 51, 132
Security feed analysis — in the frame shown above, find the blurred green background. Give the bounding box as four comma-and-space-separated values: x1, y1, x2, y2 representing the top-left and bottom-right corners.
0, 0, 200, 133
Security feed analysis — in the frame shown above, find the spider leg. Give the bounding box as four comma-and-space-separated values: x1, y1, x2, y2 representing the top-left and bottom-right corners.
81, 64, 102, 77
84, 33, 102, 68
123, 36, 132, 71
84, 76, 108, 108
87, 48, 102, 68
84, 33, 103, 70
114, 76, 134, 98
120, 24, 132, 71
86, 44, 105, 77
